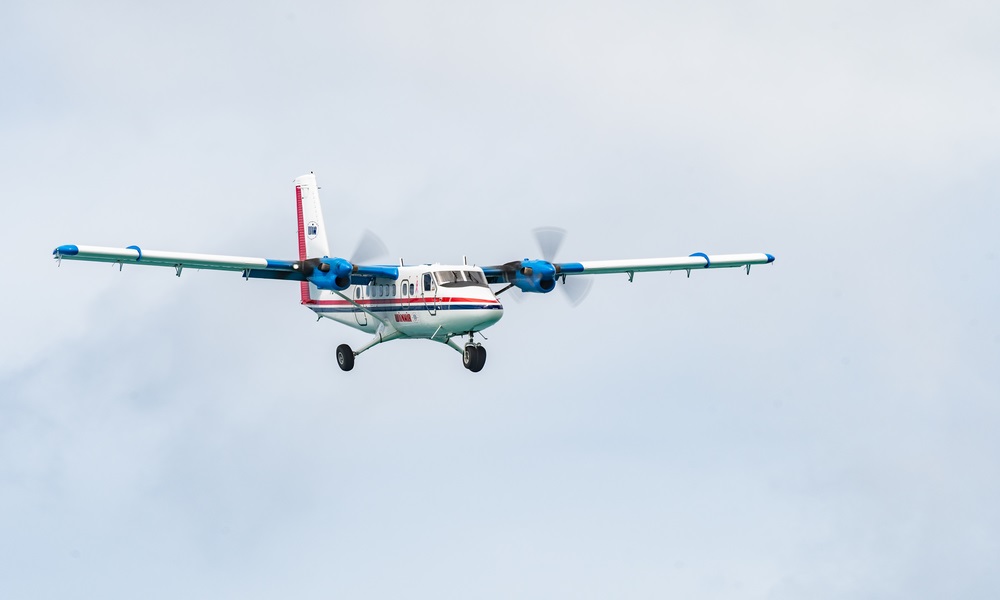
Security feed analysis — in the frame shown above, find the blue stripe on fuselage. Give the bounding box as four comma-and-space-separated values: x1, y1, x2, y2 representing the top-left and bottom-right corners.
309, 303, 502, 314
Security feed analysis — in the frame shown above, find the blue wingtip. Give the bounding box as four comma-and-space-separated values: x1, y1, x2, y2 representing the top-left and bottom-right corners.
53, 244, 79, 256
766, 253, 775, 263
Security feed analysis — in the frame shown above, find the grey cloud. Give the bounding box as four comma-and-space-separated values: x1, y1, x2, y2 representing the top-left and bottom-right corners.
2, 0, 999, 598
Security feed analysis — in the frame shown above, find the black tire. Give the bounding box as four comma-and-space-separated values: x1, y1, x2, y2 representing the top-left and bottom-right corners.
336, 344, 355, 372
463, 345, 477, 370
474, 345, 487, 372
465, 345, 486, 373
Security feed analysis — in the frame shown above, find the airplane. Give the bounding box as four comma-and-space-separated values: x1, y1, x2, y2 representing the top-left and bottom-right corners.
52, 173, 775, 373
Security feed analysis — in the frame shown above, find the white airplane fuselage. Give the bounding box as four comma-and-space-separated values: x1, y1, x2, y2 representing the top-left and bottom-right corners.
52, 172, 774, 373
304, 264, 504, 339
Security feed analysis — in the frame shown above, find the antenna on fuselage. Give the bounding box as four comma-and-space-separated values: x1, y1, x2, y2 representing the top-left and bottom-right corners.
463, 255, 468, 265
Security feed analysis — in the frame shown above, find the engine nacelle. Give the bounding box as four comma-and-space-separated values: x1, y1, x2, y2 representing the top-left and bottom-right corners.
299, 257, 353, 291
511, 259, 558, 294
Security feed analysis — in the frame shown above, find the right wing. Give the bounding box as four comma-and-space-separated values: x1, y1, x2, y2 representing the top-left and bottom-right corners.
52, 244, 298, 277
52, 243, 399, 284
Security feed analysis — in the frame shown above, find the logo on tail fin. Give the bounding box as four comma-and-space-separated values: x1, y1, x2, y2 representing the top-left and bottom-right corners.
307, 221, 318, 239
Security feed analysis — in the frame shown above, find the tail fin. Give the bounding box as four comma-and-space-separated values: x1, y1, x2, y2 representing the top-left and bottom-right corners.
294, 173, 331, 305
295, 173, 330, 260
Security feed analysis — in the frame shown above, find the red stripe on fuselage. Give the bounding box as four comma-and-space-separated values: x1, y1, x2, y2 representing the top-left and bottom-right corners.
303, 297, 501, 306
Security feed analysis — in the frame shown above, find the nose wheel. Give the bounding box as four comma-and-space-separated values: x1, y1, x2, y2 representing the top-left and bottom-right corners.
336, 343, 355, 371
463, 344, 487, 372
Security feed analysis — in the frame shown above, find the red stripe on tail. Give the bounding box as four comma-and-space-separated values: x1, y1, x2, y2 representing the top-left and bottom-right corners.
295, 185, 309, 304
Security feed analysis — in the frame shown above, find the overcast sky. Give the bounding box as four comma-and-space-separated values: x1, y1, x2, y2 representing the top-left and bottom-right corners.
2, 1, 999, 598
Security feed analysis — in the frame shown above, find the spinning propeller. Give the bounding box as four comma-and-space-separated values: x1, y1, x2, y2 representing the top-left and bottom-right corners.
500, 227, 593, 306
533, 227, 593, 306
350, 229, 390, 265
291, 229, 393, 290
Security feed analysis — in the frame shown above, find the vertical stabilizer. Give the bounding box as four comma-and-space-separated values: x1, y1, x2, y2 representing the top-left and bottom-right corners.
295, 173, 331, 260
294, 173, 332, 305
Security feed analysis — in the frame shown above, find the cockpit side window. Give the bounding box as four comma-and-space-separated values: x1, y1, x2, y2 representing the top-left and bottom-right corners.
434, 269, 488, 288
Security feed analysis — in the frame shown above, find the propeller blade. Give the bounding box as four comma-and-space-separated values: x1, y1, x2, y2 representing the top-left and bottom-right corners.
351, 229, 390, 264
533, 227, 566, 263
561, 276, 593, 307
532, 226, 593, 307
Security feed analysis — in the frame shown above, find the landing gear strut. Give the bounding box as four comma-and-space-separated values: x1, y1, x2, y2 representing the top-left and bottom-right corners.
463, 343, 487, 372
336, 343, 355, 371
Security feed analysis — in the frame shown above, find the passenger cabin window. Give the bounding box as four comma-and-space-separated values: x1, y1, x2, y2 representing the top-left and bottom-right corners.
391, 283, 397, 297
410, 283, 416, 296
434, 269, 488, 288
355, 288, 361, 300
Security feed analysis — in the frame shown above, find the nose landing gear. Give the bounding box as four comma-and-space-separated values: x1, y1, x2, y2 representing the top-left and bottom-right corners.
463, 344, 487, 372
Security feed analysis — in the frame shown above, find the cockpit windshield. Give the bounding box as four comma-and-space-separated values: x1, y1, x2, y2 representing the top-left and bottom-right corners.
434, 269, 488, 288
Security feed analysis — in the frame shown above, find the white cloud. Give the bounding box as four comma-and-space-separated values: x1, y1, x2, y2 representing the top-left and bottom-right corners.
3, 0, 999, 597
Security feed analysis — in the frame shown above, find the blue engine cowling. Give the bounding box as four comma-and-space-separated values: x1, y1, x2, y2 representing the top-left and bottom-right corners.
511, 259, 558, 294
301, 257, 353, 291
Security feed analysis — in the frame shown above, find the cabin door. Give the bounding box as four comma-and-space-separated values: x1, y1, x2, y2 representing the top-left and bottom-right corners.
421, 272, 437, 316
353, 286, 367, 326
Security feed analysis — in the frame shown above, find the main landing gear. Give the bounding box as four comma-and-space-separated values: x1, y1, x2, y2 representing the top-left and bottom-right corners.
335, 326, 401, 372
335, 335, 487, 373
463, 343, 487, 373
336, 343, 355, 372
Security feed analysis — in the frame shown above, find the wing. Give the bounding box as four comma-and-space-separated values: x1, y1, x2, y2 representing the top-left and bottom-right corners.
52, 244, 299, 278
51, 244, 398, 283
482, 252, 774, 286
561, 252, 775, 276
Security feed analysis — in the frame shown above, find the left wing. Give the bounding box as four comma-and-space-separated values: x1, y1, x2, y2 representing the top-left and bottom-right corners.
563, 252, 775, 275
481, 252, 774, 292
